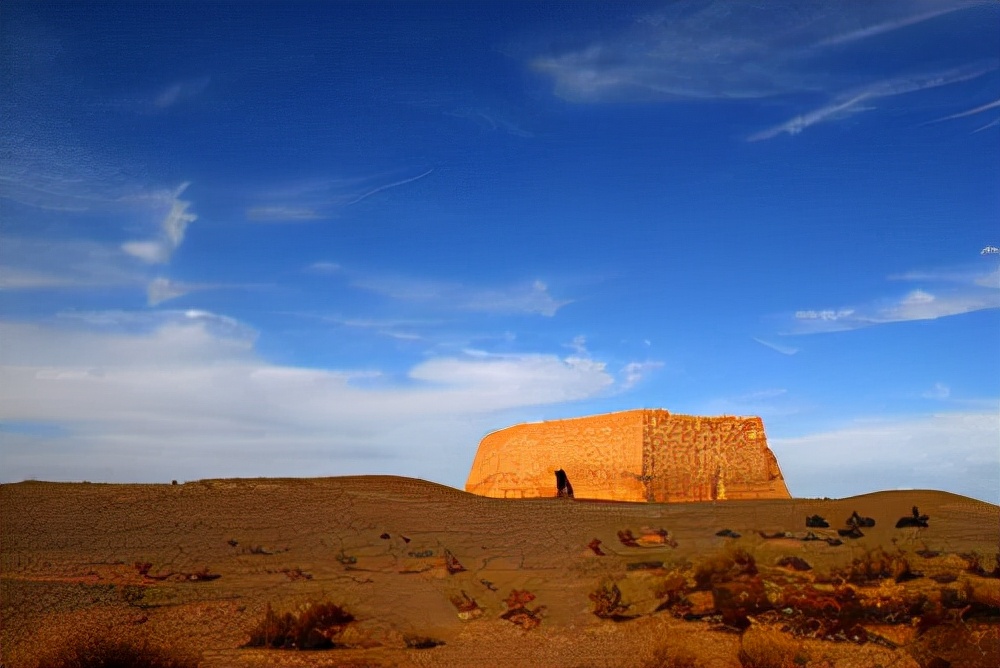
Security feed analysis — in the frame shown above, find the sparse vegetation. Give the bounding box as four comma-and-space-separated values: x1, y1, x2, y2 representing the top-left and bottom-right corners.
961, 551, 1000, 578
404, 635, 445, 649
500, 589, 545, 629
35, 637, 197, 668
642, 644, 702, 668
694, 547, 757, 590
739, 626, 806, 668
244, 601, 354, 650
842, 547, 917, 583
589, 581, 636, 620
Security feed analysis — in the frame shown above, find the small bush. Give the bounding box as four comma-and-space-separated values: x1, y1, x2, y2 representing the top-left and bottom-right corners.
739, 626, 804, 668
961, 551, 1000, 578
642, 645, 701, 668
245, 601, 354, 650
589, 582, 635, 620
36, 637, 197, 668
694, 547, 757, 590
843, 547, 916, 583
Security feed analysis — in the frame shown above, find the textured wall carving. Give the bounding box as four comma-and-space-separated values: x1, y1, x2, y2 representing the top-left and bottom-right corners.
465, 409, 790, 502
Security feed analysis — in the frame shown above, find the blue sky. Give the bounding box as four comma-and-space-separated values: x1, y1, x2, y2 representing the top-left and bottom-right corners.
1, 1, 998, 502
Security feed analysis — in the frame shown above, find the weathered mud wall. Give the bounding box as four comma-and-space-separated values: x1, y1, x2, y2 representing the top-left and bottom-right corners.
465, 409, 790, 502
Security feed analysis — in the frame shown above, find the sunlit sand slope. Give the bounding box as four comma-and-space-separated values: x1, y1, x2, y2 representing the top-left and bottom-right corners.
2, 477, 997, 667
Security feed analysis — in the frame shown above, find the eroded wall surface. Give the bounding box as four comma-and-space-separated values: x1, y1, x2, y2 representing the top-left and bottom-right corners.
465, 409, 791, 502
642, 410, 790, 502
465, 410, 646, 500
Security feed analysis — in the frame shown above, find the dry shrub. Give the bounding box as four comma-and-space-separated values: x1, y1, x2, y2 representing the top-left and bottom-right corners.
739, 626, 805, 668
589, 582, 636, 620
694, 547, 757, 590
961, 551, 1000, 578
654, 573, 689, 604
843, 547, 916, 583
245, 601, 354, 650
642, 644, 701, 668
35, 637, 197, 668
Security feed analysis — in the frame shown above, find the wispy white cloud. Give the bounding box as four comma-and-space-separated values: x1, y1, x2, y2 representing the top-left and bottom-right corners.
531, 1, 993, 140
922, 382, 951, 400
462, 280, 570, 317
153, 77, 210, 108
928, 97, 1000, 122
145, 277, 250, 307
304, 261, 342, 275
973, 118, 999, 133
772, 411, 1000, 503
748, 63, 995, 141
444, 107, 533, 137
790, 288, 999, 333
752, 337, 799, 356
975, 266, 1000, 289
245, 169, 434, 222
789, 263, 1000, 333
246, 206, 326, 222
0, 313, 620, 484
533, 1, 979, 103
701, 388, 799, 419
814, 5, 970, 47
346, 169, 434, 205
353, 276, 571, 317
121, 183, 197, 264
0, 237, 142, 291
619, 360, 663, 389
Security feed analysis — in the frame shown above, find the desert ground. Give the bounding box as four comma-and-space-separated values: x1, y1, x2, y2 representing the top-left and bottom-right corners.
1, 476, 998, 667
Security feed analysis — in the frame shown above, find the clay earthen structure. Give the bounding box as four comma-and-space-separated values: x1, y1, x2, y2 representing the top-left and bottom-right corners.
465, 409, 790, 502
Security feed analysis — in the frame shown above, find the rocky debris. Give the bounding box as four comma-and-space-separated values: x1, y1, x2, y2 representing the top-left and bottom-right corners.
838, 527, 865, 539
379, 532, 390, 540
588, 538, 606, 555
278, 567, 312, 581
626, 561, 663, 571
862, 623, 917, 649
184, 567, 221, 582
404, 635, 445, 649
716, 528, 741, 538
501, 590, 545, 629
895, 506, 929, 529
679, 590, 717, 617
444, 549, 466, 574
916, 549, 942, 558
407, 549, 433, 558
589, 582, 638, 621
617, 529, 640, 547
806, 515, 830, 528
336, 551, 357, 565
960, 552, 1000, 578
759, 530, 795, 540
449, 591, 483, 621
479, 579, 498, 592
847, 511, 876, 528
713, 579, 770, 629
776, 556, 812, 571
637, 527, 678, 547
244, 601, 354, 650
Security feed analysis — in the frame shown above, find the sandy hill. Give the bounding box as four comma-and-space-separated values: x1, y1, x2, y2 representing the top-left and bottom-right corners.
2, 476, 998, 667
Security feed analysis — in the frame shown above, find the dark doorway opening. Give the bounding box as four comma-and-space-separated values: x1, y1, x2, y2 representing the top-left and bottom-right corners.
555, 469, 574, 498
